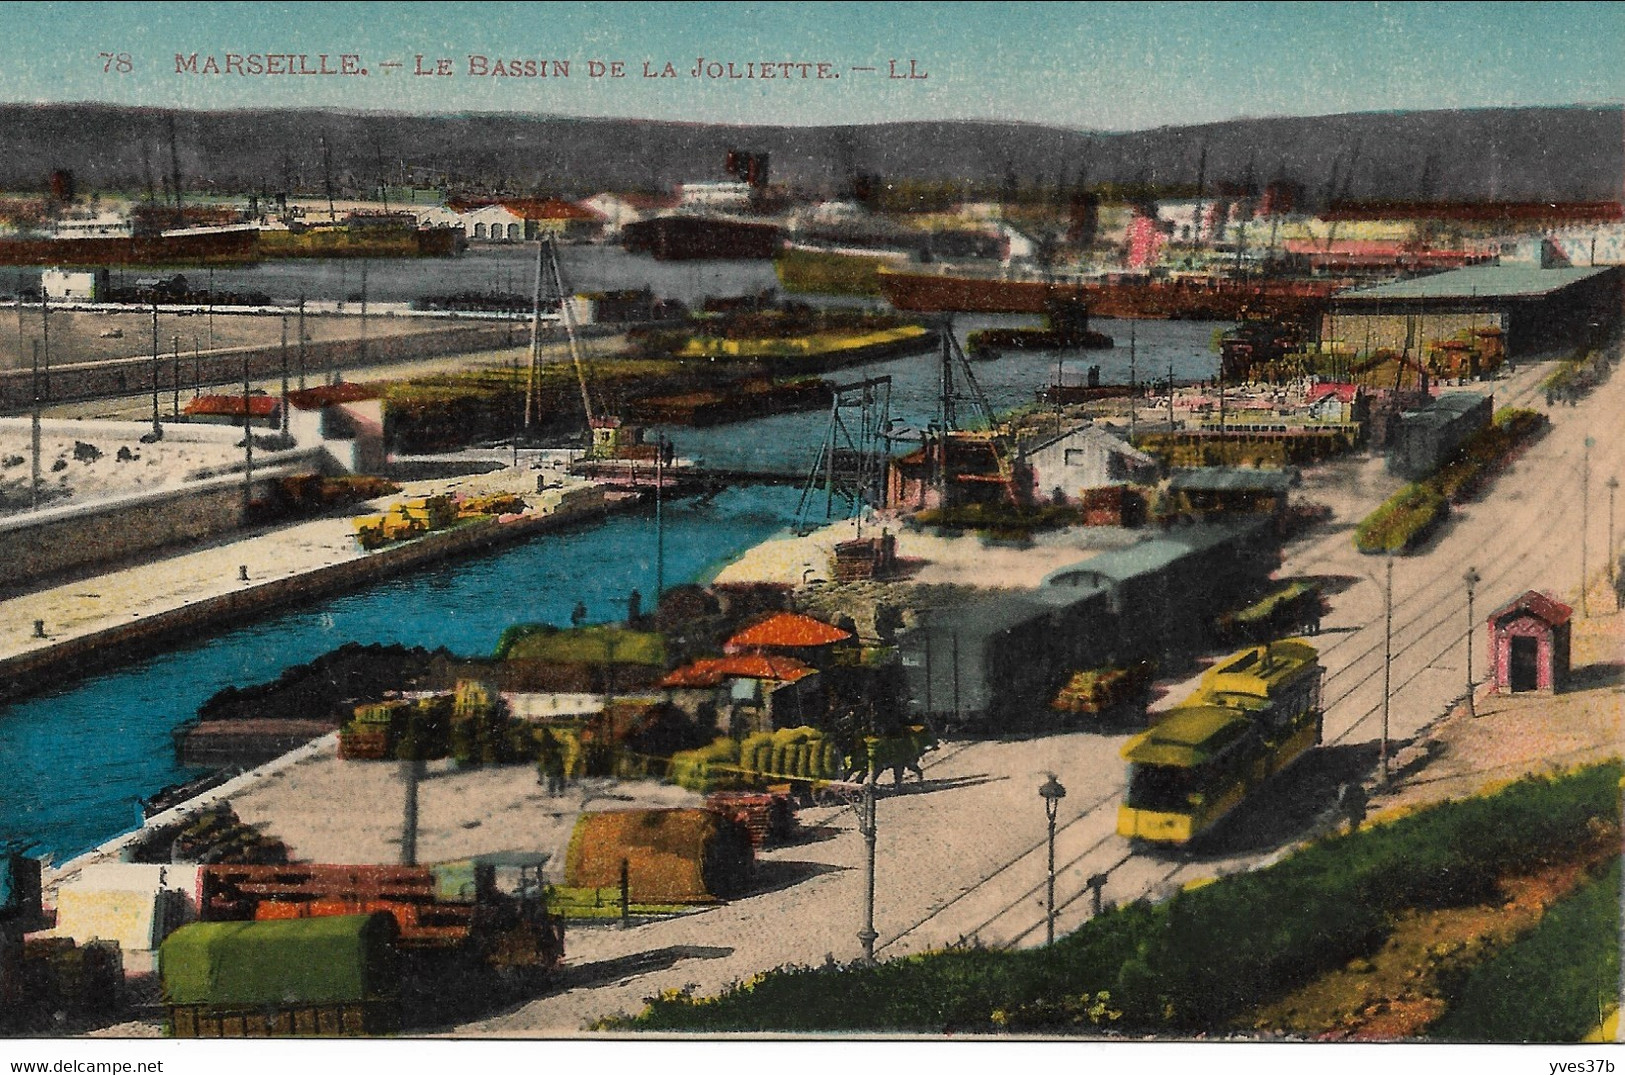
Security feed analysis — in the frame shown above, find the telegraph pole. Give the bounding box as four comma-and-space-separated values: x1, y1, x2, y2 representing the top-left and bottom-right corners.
1463, 567, 1480, 717
297, 296, 308, 390
279, 315, 291, 435
1609, 476, 1620, 610
150, 301, 162, 438
1582, 436, 1594, 617
1381, 554, 1393, 784
241, 354, 253, 521
1128, 322, 1137, 442
30, 340, 41, 511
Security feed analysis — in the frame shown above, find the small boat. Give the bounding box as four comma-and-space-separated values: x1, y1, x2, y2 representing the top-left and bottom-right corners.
141, 767, 241, 819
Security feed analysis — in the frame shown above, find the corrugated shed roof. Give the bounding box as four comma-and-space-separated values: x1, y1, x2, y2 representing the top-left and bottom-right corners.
725, 612, 852, 651
1167, 467, 1298, 494
1336, 265, 1614, 302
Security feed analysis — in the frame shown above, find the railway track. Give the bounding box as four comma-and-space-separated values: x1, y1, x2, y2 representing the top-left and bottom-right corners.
844, 354, 1624, 954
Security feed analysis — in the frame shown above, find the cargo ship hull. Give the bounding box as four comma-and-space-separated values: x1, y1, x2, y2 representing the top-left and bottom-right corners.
878, 267, 1343, 321
0, 228, 260, 267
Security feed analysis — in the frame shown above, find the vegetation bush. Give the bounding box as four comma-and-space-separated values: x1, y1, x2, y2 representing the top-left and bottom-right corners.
1429, 857, 1620, 1042
600, 762, 1621, 1035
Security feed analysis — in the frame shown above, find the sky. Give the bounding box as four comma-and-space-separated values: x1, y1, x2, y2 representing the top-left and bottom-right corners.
7, 1, 1625, 129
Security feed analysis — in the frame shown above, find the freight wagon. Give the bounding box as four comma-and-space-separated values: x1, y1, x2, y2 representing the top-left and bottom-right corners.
197, 856, 564, 981
161, 913, 401, 1037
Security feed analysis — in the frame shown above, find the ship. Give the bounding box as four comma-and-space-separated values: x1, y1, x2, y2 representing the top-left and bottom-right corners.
0, 224, 260, 267
877, 264, 1346, 321
621, 214, 783, 260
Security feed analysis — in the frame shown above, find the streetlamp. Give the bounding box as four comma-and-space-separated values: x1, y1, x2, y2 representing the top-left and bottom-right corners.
1039, 773, 1067, 946
1463, 567, 1481, 717
856, 750, 879, 963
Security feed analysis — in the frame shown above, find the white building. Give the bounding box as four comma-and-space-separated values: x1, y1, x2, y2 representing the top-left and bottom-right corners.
1026, 425, 1160, 502
677, 181, 753, 209
464, 204, 526, 243
41, 268, 108, 301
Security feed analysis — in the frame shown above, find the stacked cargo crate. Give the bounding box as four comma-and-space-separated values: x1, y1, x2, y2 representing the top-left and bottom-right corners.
338, 700, 406, 760
1051, 661, 1156, 721
704, 791, 795, 849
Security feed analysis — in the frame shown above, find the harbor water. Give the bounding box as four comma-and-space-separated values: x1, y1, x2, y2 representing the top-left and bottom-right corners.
0, 249, 1225, 861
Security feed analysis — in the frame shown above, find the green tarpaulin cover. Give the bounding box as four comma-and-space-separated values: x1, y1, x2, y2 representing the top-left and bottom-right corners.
161, 913, 398, 1007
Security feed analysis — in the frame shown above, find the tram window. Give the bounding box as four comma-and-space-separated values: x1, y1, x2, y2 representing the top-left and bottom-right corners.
1127, 764, 1198, 811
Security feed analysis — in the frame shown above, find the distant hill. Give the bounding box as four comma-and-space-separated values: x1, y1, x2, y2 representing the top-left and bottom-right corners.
0, 103, 1617, 205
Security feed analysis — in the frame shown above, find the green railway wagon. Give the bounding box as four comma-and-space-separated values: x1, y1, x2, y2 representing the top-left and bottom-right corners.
161, 913, 400, 1037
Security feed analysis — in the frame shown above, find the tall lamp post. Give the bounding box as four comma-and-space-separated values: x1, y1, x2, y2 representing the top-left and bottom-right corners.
1039, 774, 1067, 946
856, 753, 879, 963
1463, 567, 1481, 718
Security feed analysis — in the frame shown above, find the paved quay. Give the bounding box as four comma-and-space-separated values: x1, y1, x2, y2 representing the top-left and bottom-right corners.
0, 459, 614, 694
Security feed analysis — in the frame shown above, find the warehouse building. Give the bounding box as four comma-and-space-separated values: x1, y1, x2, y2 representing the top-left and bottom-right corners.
896, 518, 1278, 730
1325, 265, 1622, 359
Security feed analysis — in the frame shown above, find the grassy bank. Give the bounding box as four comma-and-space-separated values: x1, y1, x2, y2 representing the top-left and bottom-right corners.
596, 761, 1621, 1035
1428, 856, 1621, 1042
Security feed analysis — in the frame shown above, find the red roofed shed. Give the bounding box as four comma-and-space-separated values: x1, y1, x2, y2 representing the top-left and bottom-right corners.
724, 612, 852, 654
184, 394, 280, 427
1488, 590, 1571, 694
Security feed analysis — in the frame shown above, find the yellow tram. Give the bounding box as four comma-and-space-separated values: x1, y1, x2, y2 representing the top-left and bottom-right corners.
1117, 639, 1322, 846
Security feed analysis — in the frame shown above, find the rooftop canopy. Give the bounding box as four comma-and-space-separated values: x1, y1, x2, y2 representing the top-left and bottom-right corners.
1335, 265, 1616, 303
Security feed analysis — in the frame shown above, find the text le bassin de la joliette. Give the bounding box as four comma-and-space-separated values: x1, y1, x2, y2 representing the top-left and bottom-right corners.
108, 52, 930, 82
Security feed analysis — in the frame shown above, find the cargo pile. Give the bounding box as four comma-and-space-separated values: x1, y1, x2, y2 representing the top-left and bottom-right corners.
277, 474, 400, 514
339, 682, 538, 765
352, 494, 463, 550
1216, 582, 1322, 643
669, 726, 845, 793
704, 791, 796, 849
668, 737, 742, 793
1051, 661, 1156, 719
155, 804, 289, 866
564, 809, 754, 904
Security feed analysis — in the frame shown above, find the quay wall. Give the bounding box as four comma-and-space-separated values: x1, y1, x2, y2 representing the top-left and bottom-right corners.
0, 484, 630, 699
0, 459, 316, 591
0, 321, 520, 412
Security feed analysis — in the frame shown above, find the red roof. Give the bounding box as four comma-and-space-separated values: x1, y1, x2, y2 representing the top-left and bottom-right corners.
287, 383, 381, 410
501, 198, 601, 221
1306, 383, 1360, 405
659, 654, 816, 689
184, 394, 279, 417
724, 612, 853, 652
1490, 590, 1573, 628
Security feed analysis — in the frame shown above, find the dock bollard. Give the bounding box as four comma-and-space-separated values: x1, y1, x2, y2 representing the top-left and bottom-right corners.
238, 565, 249, 582
32, 619, 46, 639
